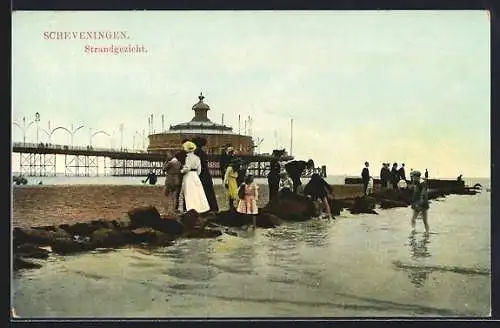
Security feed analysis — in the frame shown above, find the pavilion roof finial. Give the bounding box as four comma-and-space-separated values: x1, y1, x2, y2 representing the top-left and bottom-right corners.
199, 92, 205, 101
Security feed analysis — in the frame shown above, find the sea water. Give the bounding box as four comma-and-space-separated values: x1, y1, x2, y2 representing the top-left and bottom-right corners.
11, 178, 490, 317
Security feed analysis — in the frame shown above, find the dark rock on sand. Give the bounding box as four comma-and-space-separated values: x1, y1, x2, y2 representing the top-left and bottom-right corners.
257, 212, 283, 228
379, 199, 409, 209
91, 228, 131, 248
207, 210, 282, 229
14, 256, 42, 271
261, 193, 316, 221
329, 198, 344, 216
51, 239, 98, 254
127, 206, 162, 228
59, 222, 100, 236
13, 227, 71, 246
15, 243, 50, 259
127, 206, 184, 236
183, 228, 223, 239
179, 210, 203, 231
129, 227, 175, 245
349, 197, 378, 215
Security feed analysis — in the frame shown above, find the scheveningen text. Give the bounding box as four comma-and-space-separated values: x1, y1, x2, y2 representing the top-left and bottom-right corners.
44, 31, 130, 40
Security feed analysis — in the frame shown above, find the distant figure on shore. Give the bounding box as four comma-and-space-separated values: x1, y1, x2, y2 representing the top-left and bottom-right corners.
425, 169, 429, 179
178, 141, 210, 214
457, 174, 463, 182
267, 151, 281, 201
219, 146, 234, 181
391, 163, 399, 189
410, 170, 430, 233
284, 159, 315, 194
399, 163, 406, 182
162, 151, 182, 215
361, 161, 370, 196
224, 159, 240, 211
380, 163, 390, 190
236, 175, 259, 230
303, 173, 333, 219
143, 170, 157, 185
193, 136, 219, 213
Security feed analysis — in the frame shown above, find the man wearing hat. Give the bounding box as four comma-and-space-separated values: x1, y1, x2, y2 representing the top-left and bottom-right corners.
219, 145, 234, 181
410, 170, 430, 233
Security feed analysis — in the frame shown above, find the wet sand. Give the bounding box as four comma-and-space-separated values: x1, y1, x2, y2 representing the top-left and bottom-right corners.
12, 184, 365, 228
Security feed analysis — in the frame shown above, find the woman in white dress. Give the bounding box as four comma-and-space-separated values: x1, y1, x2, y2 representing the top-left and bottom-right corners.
178, 141, 210, 214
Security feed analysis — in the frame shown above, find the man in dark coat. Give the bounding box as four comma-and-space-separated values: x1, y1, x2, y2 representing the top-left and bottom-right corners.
361, 161, 370, 195
285, 159, 314, 194
219, 145, 234, 181
391, 163, 400, 189
399, 163, 407, 182
235, 158, 248, 187
380, 163, 388, 189
193, 136, 219, 212
267, 151, 282, 201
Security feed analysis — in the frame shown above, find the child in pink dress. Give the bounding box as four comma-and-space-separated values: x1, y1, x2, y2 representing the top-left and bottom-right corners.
236, 175, 259, 230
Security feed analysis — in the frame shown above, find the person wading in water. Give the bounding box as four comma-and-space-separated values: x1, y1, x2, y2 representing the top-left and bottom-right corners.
410, 170, 430, 233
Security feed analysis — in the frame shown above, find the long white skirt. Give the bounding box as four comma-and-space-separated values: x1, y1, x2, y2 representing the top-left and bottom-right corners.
181, 171, 210, 213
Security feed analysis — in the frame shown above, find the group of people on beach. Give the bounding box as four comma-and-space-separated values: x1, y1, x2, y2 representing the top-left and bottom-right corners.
159, 141, 430, 232
161, 138, 261, 229
361, 161, 430, 233
266, 150, 334, 219
160, 141, 337, 228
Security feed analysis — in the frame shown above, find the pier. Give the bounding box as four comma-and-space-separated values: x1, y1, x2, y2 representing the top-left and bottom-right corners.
12, 142, 327, 178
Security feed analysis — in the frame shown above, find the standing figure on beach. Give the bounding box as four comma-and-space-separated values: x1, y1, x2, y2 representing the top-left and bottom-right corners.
267, 151, 282, 201
224, 159, 240, 211
162, 151, 183, 215
425, 169, 429, 180
284, 159, 315, 194
379, 163, 388, 190
391, 163, 400, 189
410, 170, 430, 233
236, 175, 259, 230
361, 161, 370, 196
178, 141, 210, 214
303, 173, 333, 219
193, 136, 219, 213
399, 163, 407, 182
236, 159, 248, 187
219, 146, 234, 180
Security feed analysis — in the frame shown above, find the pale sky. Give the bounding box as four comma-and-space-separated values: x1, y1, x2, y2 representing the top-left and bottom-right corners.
11, 10, 490, 177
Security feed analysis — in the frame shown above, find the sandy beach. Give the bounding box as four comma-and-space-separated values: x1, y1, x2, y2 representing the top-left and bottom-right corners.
12, 184, 365, 228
